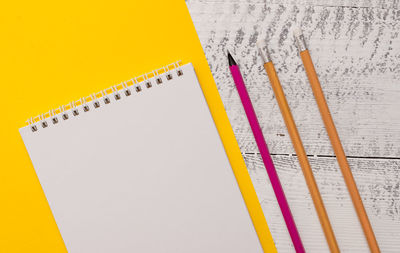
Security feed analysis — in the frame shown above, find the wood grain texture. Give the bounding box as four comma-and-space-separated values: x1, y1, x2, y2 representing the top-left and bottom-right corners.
244, 154, 399, 252
188, 0, 400, 157
187, 0, 400, 252
189, 0, 400, 9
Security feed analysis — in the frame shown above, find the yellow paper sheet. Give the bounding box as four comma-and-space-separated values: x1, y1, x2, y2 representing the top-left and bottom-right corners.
0, 1, 276, 252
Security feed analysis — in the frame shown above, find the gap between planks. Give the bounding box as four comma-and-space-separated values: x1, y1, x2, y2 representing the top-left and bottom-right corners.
243, 152, 400, 160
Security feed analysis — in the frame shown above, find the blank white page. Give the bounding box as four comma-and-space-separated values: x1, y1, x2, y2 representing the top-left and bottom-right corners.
20, 63, 262, 253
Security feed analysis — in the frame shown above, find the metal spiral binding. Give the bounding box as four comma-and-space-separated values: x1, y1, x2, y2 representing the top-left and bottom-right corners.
26, 61, 183, 132
92, 94, 101, 108
51, 109, 59, 124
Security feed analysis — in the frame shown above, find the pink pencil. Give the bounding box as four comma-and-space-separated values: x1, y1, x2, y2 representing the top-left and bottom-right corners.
228, 51, 305, 253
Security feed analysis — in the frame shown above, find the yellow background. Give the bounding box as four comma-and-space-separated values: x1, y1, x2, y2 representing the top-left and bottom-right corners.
0, 0, 276, 252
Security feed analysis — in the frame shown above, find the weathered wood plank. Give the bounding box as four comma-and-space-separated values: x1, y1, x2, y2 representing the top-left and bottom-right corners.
188, 0, 400, 10
243, 154, 400, 252
187, 1, 400, 157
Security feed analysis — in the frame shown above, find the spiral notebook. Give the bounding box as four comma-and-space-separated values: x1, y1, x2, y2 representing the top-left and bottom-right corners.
19, 62, 263, 252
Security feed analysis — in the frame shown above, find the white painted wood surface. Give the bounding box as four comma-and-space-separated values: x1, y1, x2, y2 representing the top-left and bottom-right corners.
187, 0, 400, 252
244, 154, 399, 252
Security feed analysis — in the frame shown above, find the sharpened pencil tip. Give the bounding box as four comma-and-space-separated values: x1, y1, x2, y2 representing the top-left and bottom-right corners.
227, 50, 237, 66
256, 40, 271, 63
293, 27, 303, 38
293, 27, 307, 52
256, 40, 265, 51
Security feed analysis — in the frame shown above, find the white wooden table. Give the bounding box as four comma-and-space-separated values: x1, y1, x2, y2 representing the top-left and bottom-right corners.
187, 0, 400, 252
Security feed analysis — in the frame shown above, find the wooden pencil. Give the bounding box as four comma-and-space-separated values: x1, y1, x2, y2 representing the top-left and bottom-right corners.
257, 41, 340, 253
294, 28, 380, 253
228, 51, 305, 253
